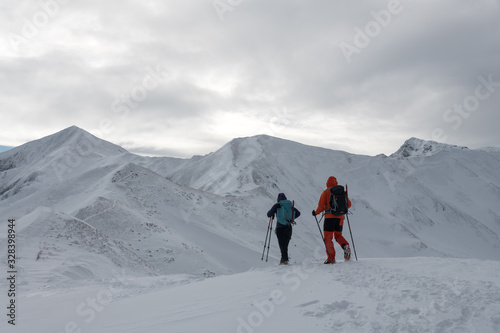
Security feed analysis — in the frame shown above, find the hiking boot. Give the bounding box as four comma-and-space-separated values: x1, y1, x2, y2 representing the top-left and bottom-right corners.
324, 260, 335, 264
343, 245, 351, 261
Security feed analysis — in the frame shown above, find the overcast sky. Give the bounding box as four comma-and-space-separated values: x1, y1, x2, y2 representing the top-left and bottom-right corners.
1, 0, 499, 157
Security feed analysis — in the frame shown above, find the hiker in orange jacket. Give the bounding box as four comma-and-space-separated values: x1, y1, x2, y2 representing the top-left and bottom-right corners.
312, 176, 351, 264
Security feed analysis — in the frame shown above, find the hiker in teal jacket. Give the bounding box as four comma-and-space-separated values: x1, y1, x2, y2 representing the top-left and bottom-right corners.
267, 193, 301, 264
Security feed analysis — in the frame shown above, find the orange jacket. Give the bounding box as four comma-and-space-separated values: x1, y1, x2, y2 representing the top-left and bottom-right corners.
314, 176, 351, 224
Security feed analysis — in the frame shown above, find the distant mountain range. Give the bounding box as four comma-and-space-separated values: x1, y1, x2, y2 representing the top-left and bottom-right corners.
0, 145, 12, 153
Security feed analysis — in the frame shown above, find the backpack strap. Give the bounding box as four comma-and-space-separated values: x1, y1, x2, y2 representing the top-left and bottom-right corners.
325, 187, 335, 215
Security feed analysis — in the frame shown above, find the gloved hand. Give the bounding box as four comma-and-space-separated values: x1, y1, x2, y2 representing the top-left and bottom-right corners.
312, 210, 317, 216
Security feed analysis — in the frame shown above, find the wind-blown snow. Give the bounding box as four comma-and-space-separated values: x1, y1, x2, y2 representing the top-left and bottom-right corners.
0, 126, 499, 332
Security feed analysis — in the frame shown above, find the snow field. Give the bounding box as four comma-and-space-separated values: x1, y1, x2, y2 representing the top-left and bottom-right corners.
3, 257, 499, 333
1, 127, 500, 332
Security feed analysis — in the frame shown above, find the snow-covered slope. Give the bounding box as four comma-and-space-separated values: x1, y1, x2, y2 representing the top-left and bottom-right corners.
0, 128, 277, 282
140, 134, 500, 260
1, 128, 500, 280
11, 257, 500, 333
1, 126, 500, 332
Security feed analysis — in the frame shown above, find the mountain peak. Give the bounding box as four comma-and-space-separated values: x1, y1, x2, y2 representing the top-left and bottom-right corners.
0, 126, 127, 172
48, 125, 100, 143
391, 137, 468, 158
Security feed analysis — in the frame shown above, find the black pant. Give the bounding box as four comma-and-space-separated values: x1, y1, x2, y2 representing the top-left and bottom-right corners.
324, 218, 343, 232
276, 226, 292, 262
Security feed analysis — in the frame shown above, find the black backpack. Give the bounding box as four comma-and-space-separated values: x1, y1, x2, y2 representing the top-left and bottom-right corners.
326, 185, 348, 216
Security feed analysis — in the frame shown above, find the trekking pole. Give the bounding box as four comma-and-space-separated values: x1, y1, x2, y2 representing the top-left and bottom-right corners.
345, 213, 358, 261
261, 216, 273, 261
345, 184, 358, 261
314, 214, 334, 261
265, 217, 274, 262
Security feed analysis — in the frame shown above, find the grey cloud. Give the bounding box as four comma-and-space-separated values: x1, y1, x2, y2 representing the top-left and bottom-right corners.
1, 0, 499, 156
